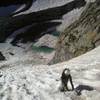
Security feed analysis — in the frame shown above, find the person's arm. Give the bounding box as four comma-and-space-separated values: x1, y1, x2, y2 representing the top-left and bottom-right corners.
69, 75, 74, 90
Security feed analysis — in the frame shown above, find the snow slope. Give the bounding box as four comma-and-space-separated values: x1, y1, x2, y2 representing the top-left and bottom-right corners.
0, 46, 100, 100
0, 41, 55, 65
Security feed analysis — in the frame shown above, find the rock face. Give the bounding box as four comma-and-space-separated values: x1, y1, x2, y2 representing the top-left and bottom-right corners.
0, 0, 86, 43
51, 0, 100, 64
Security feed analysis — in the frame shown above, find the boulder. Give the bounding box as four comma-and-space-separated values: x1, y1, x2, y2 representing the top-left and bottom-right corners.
0, 51, 6, 61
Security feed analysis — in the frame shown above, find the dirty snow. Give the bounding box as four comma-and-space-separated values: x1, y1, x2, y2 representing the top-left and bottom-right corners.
0, 40, 55, 66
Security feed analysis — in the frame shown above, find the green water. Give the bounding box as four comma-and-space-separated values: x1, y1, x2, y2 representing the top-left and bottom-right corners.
32, 31, 60, 53
32, 45, 55, 53
51, 31, 60, 37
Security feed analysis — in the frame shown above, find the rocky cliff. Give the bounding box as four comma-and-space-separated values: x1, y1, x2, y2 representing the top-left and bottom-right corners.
51, 0, 100, 64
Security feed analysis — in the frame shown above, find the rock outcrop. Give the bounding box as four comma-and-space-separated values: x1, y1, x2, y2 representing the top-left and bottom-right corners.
51, 0, 100, 64
0, 52, 6, 61
0, 0, 86, 43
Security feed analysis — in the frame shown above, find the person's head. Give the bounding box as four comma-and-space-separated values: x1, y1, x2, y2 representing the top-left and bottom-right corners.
63, 68, 70, 75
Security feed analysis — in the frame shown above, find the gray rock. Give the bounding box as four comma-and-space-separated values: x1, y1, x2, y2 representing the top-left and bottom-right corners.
0, 52, 6, 61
